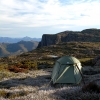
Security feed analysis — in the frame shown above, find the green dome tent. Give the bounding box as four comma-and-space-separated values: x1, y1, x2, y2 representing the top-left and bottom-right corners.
51, 56, 83, 84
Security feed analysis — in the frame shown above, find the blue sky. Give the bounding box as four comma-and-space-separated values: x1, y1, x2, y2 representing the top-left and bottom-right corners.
0, 0, 100, 38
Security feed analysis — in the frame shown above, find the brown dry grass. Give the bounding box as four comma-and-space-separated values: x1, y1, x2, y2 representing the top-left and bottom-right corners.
0, 67, 100, 100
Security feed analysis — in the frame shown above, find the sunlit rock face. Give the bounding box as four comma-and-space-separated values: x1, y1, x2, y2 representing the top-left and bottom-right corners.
37, 29, 100, 48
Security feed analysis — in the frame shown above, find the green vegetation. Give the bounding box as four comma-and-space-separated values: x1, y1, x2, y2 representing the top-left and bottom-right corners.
0, 42, 100, 73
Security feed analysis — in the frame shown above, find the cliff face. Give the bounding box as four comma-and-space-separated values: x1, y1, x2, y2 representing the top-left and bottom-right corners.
37, 29, 100, 48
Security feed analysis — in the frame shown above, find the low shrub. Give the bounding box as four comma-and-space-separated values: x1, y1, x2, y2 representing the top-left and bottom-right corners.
82, 81, 100, 93
8, 65, 28, 73
0, 90, 28, 99
79, 58, 93, 66
0, 90, 8, 98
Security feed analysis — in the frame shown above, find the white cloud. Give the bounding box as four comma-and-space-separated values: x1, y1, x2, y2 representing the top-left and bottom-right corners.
0, 0, 100, 37
0, 28, 12, 30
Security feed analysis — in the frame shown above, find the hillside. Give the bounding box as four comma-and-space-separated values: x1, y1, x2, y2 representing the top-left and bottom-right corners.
0, 42, 99, 68
38, 28, 100, 48
0, 42, 100, 100
21, 42, 100, 60
0, 41, 38, 57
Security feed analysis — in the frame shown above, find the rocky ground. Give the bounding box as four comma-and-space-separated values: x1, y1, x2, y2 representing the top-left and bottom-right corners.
0, 67, 100, 100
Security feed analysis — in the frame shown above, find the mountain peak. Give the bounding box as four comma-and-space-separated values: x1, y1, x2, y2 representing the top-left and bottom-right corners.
0, 37, 41, 43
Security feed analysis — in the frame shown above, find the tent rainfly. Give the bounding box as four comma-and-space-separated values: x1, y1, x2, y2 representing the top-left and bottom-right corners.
51, 56, 83, 84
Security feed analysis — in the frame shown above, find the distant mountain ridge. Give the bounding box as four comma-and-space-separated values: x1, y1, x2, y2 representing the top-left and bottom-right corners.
37, 28, 100, 48
0, 36, 41, 43
0, 41, 38, 57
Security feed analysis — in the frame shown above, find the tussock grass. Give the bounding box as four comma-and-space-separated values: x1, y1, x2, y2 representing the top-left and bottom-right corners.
0, 71, 15, 80
0, 90, 8, 98
0, 67, 100, 100
0, 90, 29, 99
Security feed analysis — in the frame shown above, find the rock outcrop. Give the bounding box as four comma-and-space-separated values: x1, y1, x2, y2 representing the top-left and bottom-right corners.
37, 29, 100, 48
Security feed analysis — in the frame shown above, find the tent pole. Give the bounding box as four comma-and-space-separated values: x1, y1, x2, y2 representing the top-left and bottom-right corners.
46, 79, 53, 87
76, 64, 85, 85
